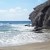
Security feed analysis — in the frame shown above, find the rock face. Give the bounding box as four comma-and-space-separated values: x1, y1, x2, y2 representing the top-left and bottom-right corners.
29, 0, 50, 29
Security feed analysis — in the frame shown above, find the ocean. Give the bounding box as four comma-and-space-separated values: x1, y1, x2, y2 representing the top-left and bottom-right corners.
0, 21, 50, 47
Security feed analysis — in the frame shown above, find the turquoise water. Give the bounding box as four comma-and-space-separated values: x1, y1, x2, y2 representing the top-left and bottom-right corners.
0, 21, 50, 47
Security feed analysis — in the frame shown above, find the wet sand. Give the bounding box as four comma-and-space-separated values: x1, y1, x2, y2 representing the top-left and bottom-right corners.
0, 41, 50, 50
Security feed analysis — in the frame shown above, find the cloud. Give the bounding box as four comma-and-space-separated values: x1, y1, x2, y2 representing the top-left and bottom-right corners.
0, 7, 30, 21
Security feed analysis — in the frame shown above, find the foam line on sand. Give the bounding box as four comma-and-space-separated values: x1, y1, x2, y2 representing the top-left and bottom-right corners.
0, 41, 50, 50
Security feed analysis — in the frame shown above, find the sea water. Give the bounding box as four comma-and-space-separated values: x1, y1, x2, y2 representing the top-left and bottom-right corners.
0, 21, 50, 47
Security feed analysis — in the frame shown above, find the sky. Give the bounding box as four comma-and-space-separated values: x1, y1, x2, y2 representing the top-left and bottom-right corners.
0, 0, 47, 21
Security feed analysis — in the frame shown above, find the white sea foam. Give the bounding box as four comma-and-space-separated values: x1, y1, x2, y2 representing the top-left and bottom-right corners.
0, 32, 44, 47
0, 24, 50, 47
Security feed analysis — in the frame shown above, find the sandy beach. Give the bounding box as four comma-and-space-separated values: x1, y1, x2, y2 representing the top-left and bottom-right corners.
0, 41, 50, 50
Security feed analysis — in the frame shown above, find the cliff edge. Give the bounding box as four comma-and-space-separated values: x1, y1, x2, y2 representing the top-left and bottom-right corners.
29, 0, 50, 29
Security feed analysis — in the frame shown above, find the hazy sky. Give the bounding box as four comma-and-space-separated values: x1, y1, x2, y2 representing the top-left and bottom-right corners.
0, 0, 47, 21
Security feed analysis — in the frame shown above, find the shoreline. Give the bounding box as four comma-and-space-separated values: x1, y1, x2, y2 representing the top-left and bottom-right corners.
0, 41, 50, 50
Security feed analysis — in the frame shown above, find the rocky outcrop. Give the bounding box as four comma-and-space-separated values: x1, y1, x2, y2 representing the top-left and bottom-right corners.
29, 0, 50, 29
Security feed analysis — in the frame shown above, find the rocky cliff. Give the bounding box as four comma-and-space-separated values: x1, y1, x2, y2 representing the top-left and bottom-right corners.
29, 0, 50, 29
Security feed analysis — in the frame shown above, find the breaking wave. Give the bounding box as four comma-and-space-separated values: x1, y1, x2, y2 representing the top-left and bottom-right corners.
0, 23, 50, 47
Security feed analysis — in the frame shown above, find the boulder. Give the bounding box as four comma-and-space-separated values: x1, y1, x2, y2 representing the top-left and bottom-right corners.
29, 0, 50, 29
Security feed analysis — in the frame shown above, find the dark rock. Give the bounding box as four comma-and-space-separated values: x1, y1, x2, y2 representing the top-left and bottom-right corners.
34, 30, 43, 33
29, 0, 50, 30
25, 24, 32, 27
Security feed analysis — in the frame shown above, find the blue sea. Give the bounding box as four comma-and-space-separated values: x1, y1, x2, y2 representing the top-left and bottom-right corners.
0, 21, 50, 47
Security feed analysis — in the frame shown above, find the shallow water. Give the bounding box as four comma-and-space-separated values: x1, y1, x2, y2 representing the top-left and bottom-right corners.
0, 23, 50, 47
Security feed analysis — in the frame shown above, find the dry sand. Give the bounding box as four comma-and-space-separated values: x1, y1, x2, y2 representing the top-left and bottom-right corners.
0, 41, 50, 50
